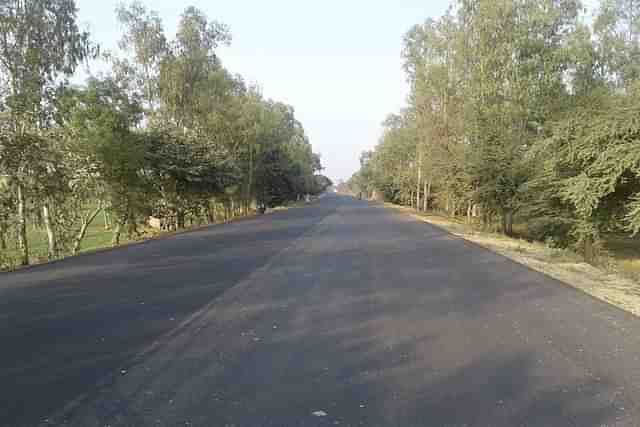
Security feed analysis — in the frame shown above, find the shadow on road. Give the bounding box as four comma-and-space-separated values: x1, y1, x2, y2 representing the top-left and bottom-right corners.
0, 202, 335, 426
58, 197, 625, 426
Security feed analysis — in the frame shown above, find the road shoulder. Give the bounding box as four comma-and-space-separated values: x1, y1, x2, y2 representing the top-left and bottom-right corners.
385, 203, 640, 318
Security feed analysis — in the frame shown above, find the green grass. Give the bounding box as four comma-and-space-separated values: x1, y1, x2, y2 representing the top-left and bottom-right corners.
1, 212, 130, 269
1, 203, 261, 271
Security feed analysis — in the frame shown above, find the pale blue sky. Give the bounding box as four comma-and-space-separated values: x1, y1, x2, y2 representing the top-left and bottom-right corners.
76, 0, 451, 181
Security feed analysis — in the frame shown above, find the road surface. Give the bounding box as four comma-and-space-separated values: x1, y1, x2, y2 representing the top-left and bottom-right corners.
2, 195, 640, 426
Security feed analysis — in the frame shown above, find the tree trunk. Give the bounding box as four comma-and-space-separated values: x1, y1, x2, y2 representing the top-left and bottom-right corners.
103, 210, 111, 230
247, 145, 254, 216
16, 183, 29, 266
127, 209, 138, 238
467, 201, 473, 224
416, 168, 422, 212
176, 209, 185, 229
424, 178, 431, 211
206, 203, 215, 223
0, 228, 5, 250
73, 205, 102, 255
33, 205, 43, 229
42, 204, 57, 260
112, 219, 124, 246
502, 210, 514, 236
583, 236, 596, 263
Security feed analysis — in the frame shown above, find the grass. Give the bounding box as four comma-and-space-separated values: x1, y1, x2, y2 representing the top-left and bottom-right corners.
1, 212, 134, 269
0, 197, 318, 271
385, 203, 640, 317
268, 198, 315, 212
604, 234, 640, 281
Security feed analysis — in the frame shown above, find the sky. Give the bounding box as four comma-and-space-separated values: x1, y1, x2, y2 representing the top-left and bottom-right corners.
75, 0, 452, 182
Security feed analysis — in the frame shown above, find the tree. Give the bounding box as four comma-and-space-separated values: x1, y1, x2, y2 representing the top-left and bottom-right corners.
594, 0, 640, 87
0, 0, 94, 264
0, 2, 324, 269
529, 85, 640, 260
158, 6, 230, 130
57, 76, 146, 248
116, 1, 168, 113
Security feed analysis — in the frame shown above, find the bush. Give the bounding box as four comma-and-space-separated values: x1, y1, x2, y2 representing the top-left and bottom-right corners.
526, 217, 574, 248
0, 250, 17, 272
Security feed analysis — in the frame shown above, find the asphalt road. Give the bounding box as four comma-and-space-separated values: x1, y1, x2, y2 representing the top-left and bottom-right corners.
2, 195, 640, 426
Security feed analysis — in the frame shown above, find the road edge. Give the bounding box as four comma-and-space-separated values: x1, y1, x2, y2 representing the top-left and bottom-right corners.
383, 202, 640, 321
38, 198, 333, 426
1, 202, 322, 276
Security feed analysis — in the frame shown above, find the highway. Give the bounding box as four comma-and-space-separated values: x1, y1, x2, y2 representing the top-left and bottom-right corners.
1, 195, 639, 426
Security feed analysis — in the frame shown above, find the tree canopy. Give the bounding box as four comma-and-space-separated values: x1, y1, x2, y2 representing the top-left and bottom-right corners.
0, 1, 327, 267
350, 0, 640, 261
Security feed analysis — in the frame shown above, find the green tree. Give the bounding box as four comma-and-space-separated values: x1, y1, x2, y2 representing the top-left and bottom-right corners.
116, 1, 168, 113
59, 77, 146, 246
0, 0, 94, 264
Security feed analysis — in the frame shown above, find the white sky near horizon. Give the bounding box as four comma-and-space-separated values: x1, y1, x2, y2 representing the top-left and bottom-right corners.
76, 0, 600, 182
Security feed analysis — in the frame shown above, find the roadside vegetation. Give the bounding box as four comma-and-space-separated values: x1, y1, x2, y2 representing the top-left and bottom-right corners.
346, 0, 640, 313
348, 0, 640, 266
0, 1, 331, 271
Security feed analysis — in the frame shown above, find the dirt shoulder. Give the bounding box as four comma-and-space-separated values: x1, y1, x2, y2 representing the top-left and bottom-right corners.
386, 203, 640, 317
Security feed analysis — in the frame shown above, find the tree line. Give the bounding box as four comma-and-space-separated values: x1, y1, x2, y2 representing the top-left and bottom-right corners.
350, 0, 640, 261
0, 1, 330, 267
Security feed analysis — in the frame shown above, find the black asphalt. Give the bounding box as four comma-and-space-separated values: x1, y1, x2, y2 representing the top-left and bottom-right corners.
2, 195, 640, 426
